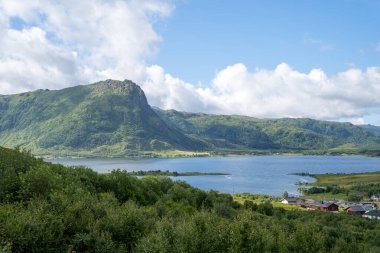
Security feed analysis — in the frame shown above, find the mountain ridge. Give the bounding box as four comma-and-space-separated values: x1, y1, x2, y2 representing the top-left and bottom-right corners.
154, 108, 380, 151
0, 80, 379, 157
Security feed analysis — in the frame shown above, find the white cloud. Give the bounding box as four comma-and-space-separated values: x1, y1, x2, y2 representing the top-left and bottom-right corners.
0, 0, 173, 93
141, 63, 380, 121
143, 65, 210, 112
347, 117, 366, 125
0, 27, 80, 93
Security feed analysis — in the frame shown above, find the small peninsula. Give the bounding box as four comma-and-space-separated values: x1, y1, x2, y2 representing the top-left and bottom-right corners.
294, 171, 380, 200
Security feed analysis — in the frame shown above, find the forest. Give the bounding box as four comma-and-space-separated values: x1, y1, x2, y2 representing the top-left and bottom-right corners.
1, 147, 380, 253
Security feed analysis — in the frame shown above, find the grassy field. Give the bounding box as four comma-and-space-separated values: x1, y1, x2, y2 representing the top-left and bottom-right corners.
308, 171, 380, 188
233, 193, 305, 211
297, 171, 380, 201
301, 193, 348, 201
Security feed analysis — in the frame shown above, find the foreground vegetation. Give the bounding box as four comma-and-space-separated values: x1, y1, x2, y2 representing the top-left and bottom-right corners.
296, 172, 380, 201
1, 147, 380, 252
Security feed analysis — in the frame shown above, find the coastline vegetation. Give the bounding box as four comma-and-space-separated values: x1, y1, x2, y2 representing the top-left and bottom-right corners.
128, 170, 229, 177
294, 171, 380, 201
36, 147, 380, 159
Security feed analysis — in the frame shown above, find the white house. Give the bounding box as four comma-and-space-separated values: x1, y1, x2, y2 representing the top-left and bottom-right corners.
281, 197, 305, 206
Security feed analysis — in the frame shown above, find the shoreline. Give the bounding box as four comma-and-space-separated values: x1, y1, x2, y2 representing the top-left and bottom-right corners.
40, 151, 380, 160
128, 170, 230, 177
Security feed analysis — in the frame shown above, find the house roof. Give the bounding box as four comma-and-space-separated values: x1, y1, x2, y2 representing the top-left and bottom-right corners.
311, 201, 338, 207
363, 210, 380, 217
283, 197, 299, 202
325, 199, 340, 203
347, 205, 365, 212
361, 202, 376, 205
320, 202, 338, 208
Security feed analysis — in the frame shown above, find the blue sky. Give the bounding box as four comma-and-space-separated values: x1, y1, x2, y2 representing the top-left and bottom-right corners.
153, 0, 380, 84
1, 0, 380, 125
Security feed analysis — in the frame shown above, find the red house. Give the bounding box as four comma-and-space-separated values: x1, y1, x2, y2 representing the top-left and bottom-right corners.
320, 203, 339, 212
310, 202, 339, 212
345, 205, 366, 215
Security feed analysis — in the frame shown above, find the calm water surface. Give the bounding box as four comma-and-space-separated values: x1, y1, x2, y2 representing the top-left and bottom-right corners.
48, 156, 380, 196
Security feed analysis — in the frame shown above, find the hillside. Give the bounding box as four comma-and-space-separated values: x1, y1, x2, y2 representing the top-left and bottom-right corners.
0, 79, 380, 157
359, 124, 380, 136
0, 80, 205, 157
1, 147, 379, 252
155, 108, 380, 153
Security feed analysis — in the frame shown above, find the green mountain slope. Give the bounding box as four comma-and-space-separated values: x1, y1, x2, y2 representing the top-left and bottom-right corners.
359, 124, 380, 136
1, 79, 379, 157
0, 80, 205, 156
154, 109, 380, 152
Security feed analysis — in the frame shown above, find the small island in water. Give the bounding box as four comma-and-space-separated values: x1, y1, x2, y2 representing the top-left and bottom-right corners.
128, 170, 229, 176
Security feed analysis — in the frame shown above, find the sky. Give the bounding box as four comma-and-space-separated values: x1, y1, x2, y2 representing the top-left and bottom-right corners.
0, 0, 380, 125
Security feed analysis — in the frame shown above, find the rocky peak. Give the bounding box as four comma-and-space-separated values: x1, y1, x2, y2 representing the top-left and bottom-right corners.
91, 79, 148, 106
93, 79, 142, 94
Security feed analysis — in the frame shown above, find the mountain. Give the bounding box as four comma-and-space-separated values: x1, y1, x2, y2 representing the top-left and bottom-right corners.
154, 109, 380, 152
358, 124, 380, 136
0, 80, 205, 156
0, 79, 379, 157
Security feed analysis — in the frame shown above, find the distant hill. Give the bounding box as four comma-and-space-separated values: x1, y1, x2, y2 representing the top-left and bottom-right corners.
0, 79, 379, 157
154, 109, 380, 152
358, 124, 380, 136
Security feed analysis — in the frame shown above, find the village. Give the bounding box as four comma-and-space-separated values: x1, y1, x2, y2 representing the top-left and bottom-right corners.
280, 193, 380, 220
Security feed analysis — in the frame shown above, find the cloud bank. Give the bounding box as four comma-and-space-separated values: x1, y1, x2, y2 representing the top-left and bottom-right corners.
143, 63, 380, 121
0, 0, 172, 93
0, 0, 380, 123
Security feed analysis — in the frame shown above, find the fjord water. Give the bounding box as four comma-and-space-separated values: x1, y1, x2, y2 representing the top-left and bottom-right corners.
48, 156, 380, 196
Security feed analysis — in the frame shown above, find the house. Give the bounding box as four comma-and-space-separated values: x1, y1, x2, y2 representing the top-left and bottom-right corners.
281, 197, 298, 205
362, 210, 380, 220
320, 203, 339, 212
304, 199, 315, 205
310, 201, 339, 212
310, 201, 323, 210
370, 194, 380, 201
281, 197, 305, 206
345, 205, 366, 215
361, 202, 378, 211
